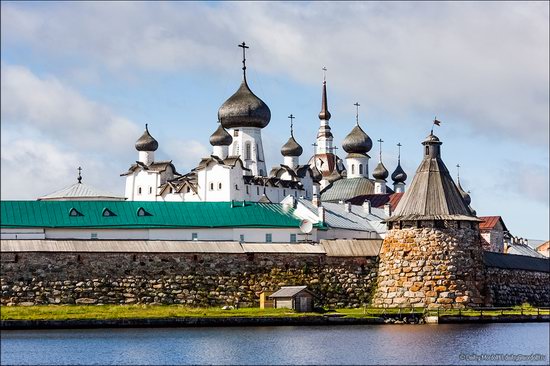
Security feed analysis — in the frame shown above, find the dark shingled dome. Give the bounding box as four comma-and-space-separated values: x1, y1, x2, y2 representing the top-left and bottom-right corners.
218, 79, 271, 129
342, 125, 373, 154
209, 124, 233, 146
391, 163, 407, 183
372, 161, 389, 180
135, 125, 158, 152
281, 136, 303, 157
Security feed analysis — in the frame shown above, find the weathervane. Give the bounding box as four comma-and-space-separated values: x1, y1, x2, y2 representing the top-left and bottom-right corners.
238, 42, 249, 77
377, 139, 384, 161
288, 114, 295, 136
77, 166, 82, 184
354, 102, 360, 125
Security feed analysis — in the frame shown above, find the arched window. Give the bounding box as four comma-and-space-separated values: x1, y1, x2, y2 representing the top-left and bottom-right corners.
259, 169, 264, 176
359, 164, 363, 174
149, 187, 153, 194
425, 146, 429, 156
209, 183, 214, 191
218, 183, 222, 190
245, 142, 251, 160
138, 187, 142, 194
351, 165, 355, 174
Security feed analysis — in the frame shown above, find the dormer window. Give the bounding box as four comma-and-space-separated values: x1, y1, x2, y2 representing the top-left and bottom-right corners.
137, 207, 150, 217
69, 208, 82, 217
102, 208, 116, 217
186, 186, 191, 193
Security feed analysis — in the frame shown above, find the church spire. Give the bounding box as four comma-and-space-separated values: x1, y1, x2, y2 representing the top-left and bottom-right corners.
318, 67, 331, 121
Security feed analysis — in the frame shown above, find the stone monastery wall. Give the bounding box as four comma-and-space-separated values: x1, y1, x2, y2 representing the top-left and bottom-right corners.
0, 252, 378, 308
485, 266, 550, 307
1, 244, 548, 308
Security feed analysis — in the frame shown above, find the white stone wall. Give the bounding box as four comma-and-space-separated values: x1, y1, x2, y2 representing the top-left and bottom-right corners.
346, 156, 369, 178
0, 228, 46, 240
227, 127, 266, 177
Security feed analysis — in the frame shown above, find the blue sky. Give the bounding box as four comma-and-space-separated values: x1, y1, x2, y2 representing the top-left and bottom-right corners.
1, 1, 548, 239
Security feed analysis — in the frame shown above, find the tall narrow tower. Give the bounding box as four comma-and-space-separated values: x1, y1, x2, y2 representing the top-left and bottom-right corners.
309, 68, 344, 187
218, 42, 271, 176
372, 131, 487, 309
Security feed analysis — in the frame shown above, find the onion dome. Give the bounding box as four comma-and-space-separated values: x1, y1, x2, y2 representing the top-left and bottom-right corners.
209, 123, 233, 146
391, 163, 407, 183
135, 124, 158, 152
281, 136, 303, 157
342, 125, 373, 154
372, 161, 389, 180
218, 79, 271, 129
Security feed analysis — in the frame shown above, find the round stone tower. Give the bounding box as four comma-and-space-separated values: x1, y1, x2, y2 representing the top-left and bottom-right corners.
372, 132, 487, 309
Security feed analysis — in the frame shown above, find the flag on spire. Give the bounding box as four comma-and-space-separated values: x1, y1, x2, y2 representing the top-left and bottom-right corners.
433, 118, 441, 126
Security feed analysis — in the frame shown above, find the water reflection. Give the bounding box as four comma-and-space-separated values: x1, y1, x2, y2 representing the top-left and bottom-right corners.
1, 323, 549, 365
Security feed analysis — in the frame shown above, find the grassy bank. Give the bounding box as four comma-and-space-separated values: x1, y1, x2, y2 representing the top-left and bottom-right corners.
1, 305, 548, 321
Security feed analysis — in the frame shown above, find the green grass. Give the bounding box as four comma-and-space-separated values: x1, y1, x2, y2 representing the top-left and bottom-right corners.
1, 305, 547, 321
0, 305, 319, 321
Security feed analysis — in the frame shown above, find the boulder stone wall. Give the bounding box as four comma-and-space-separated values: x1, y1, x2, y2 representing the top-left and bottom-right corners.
372, 224, 488, 309
0, 252, 378, 308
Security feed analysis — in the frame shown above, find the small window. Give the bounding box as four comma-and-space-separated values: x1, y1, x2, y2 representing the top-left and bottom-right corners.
218, 183, 222, 190
91, 233, 98, 240
256, 186, 260, 195
359, 164, 363, 174
283, 189, 286, 196
169, 187, 173, 193
239, 234, 245, 242
187, 186, 191, 193
138, 187, 142, 194
69, 208, 82, 217
246, 186, 249, 194
234, 129, 239, 137
290, 234, 297, 243
259, 169, 264, 176
192, 233, 198, 241
265, 233, 272, 243
102, 208, 116, 217
425, 146, 429, 156
149, 187, 153, 194
245, 142, 251, 160
209, 183, 214, 191
351, 165, 355, 174
137, 207, 150, 217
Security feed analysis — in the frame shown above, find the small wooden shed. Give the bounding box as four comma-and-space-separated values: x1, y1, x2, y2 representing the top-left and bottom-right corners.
269, 285, 314, 312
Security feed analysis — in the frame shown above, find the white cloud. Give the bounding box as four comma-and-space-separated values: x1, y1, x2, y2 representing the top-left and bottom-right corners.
2, 2, 547, 145
0, 63, 145, 198
162, 139, 210, 173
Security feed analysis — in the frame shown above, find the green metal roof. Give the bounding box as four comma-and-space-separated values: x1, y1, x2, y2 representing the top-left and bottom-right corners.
0, 201, 304, 229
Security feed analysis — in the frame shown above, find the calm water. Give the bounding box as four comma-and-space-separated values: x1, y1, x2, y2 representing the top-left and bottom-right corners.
1, 323, 549, 365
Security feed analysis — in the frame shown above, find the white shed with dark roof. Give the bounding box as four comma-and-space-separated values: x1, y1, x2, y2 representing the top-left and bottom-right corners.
269, 285, 314, 312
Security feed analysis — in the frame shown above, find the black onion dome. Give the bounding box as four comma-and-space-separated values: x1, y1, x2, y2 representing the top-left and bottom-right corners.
457, 180, 471, 206
391, 163, 407, 183
372, 161, 389, 180
135, 125, 158, 152
209, 123, 233, 146
281, 136, 303, 157
218, 79, 271, 129
342, 125, 373, 154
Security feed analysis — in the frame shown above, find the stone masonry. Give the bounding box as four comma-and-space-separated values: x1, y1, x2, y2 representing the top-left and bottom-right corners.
0, 252, 378, 308
372, 224, 488, 309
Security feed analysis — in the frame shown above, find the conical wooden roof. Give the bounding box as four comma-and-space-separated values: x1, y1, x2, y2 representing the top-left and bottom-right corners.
387, 133, 479, 222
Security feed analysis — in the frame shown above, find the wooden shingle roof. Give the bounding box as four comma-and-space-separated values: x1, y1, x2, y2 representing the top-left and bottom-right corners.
387, 134, 479, 222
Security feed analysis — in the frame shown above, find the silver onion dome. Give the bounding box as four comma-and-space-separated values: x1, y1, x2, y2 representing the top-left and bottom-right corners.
209, 123, 233, 146
135, 124, 158, 152
281, 136, 303, 157
342, 125, 373, 154
372, 161, 389, 180
391, 163, 407, 183
218, 79, 271, 129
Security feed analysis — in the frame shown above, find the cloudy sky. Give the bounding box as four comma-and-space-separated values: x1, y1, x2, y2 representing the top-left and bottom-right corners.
1, 2, 548, 239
